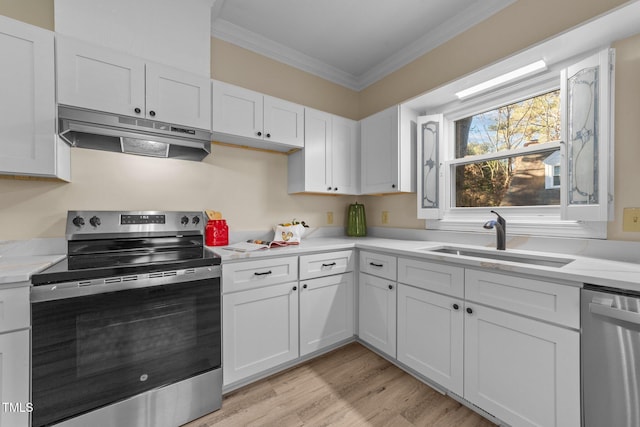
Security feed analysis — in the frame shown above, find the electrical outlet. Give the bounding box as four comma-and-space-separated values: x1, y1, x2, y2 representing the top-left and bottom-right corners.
382, 211, 389, 224
623, 208, 640, 231
326, 211, 334, 225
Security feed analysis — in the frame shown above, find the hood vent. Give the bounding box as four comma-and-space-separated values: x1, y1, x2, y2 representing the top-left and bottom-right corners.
58, 106, 211, 161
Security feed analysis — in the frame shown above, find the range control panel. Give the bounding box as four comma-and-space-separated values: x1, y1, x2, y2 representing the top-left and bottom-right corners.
66, 211, 204, 239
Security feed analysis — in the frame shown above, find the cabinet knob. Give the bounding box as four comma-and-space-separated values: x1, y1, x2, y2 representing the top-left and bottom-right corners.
266, 133, 271, 138
149, 110, 156, 117
134, 107, 141, 114
327, 187, 332, 191
292, 286, 297, 291
466, 307, 473, 314
333, 187, 338, 191
257, 131, 262, 137
452, 303, 459, 310
303, 284, 308, 289
391, 184, 396, 188
388, 284, 393, 290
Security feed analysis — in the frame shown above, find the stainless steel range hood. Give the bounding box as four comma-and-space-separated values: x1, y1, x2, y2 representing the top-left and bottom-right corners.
58, 106, 212, 161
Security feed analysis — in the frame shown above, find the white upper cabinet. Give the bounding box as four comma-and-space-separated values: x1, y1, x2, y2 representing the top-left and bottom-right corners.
288, 107, 359, 194
212, 80, 304, 152
56, 36, 211, 130
0, 16, 69, 180
360, 104, 416, 194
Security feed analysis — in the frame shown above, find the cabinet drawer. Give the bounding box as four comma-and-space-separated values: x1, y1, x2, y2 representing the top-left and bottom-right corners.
299, 250, 354, 280
223, 256, 298, 293
359, 251, 396, 281
465, 269, 579, 328
0, 287, 30, 333
398, 258, 464, 298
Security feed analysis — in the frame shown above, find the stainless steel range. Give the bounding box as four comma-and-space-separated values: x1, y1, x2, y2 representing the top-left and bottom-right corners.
30, 211, 222, 427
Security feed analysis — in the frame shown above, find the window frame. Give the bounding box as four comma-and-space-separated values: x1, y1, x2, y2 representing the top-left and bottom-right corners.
419, 55, 611, 239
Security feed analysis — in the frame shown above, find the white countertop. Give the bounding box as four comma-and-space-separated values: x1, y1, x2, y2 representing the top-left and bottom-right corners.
0, 254, 66, 286
2, 235, 639, 292
209, 236, 640, 292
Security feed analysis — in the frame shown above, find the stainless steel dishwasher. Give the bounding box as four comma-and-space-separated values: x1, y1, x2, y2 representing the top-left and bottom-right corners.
582, 285, 640, 427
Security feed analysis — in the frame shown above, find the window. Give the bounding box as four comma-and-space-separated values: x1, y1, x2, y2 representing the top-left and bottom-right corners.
453, 90, 561, 208
417, 48, 614, 238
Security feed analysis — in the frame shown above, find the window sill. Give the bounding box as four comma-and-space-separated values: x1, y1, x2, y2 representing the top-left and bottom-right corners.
426, 216, 607, 239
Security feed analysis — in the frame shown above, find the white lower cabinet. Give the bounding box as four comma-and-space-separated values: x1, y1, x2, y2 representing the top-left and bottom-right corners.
0, 330, 30, 427
464, 303, 580, 427
394, 258, 580, 427
300, 272, 354, 356
223, 281, 299, 385
0, 286, 30, 427
396, 284, 463, 395
358, 272, 396, 357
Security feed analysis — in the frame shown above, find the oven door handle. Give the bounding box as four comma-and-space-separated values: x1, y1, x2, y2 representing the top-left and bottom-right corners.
590, 302, 640, 325
31, 265, 221, 302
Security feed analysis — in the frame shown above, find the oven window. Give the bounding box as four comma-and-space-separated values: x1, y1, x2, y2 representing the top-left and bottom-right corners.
31, 277, 220, 427
76, 295, 198, 377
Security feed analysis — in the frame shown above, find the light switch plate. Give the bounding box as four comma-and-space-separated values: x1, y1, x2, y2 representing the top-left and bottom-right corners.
623, 208, 640, 232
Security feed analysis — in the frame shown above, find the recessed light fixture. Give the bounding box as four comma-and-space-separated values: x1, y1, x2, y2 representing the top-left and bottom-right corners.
455, 60, 547, 99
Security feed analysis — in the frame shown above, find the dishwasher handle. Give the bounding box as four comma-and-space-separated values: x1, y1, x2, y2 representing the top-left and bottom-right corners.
590, 302, 640, 325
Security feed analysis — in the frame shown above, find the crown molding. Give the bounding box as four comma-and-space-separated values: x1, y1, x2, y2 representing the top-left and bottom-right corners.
357, 0, 517, 89
212, 19, 361, 90
211, 0, 516, 91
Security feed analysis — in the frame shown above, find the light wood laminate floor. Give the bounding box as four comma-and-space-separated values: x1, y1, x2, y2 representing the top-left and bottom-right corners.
185, 342, 496, 427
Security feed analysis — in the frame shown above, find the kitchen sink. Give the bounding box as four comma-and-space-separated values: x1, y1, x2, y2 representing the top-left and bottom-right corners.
422, 246, 574, 268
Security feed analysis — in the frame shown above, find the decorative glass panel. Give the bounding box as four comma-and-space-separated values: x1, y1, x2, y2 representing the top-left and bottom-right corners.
567, 66, 598, 205
421, 121, 439, 209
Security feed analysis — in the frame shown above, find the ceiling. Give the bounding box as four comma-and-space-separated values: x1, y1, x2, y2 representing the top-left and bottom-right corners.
211, 0, 517, 91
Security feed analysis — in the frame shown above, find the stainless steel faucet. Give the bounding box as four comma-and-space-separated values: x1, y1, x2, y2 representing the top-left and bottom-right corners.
483, 210, 506, 250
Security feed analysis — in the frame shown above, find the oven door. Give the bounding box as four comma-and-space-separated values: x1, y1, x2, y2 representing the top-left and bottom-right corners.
31, 271, 221, 427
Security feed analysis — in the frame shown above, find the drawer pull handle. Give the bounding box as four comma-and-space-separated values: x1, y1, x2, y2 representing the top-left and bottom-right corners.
466, 307, 473, 315
303, 284, 308, 289
388, 284, 393, 290
254, 270, 272, 276
370, 262, 384, 268
452, 303, 460, 310
321, 262, 336, 267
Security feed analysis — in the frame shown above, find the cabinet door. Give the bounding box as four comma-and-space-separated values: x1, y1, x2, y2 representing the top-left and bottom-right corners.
223, 282, 299, 386
397, 285, 463, 395
0, 16, 56, 176
358, 272, 396, 357
0, 330, 30, 427
145, 62, 211, 130
212, 80, 264, 140
464, 304, 580, 427
303, 108, 332, 192
331, 116, 360, 194
300, 273, 354, 356
360, 105, 399, 194
56, 35, 146, 118
263, 95, 304, 148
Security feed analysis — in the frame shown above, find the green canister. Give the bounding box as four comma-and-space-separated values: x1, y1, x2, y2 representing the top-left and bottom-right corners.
347, 202, 367, 236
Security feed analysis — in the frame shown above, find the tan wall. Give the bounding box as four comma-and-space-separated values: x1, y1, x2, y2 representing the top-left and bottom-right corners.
0, 146, 355, 239
359, 0, 629, 117
2, 0, 639, 240
211, 38, 360, 120
0, 0, 53, 30
608, 33, 640, 240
